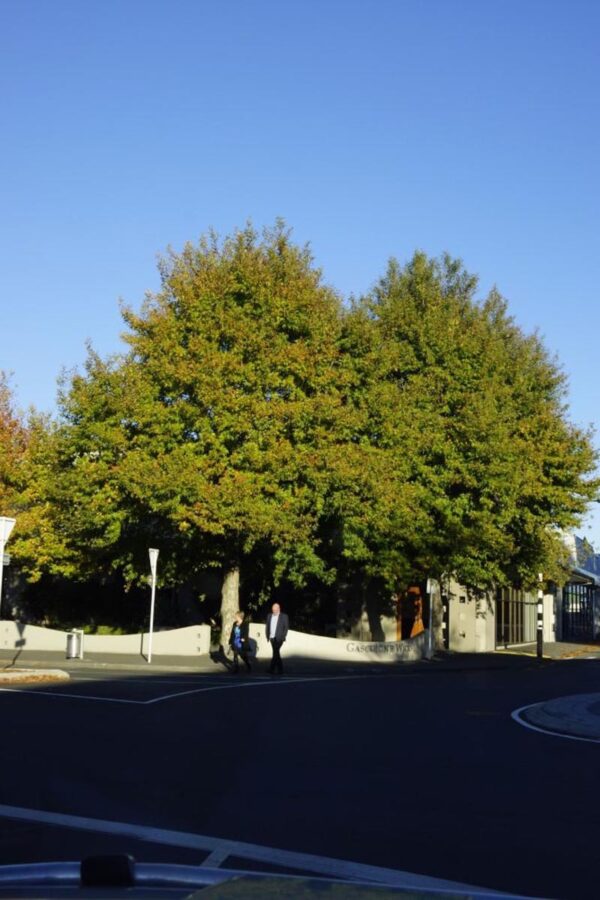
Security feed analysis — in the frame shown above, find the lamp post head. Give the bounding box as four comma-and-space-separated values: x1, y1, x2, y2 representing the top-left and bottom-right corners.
0, 518, 16, 544
149, 548, 159, 577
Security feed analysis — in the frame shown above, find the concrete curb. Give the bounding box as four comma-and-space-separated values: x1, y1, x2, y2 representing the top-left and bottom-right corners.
0, 668, 70, 684
49, 660, 208, 673
0, 651, 541, 677
516, 693, 600, 741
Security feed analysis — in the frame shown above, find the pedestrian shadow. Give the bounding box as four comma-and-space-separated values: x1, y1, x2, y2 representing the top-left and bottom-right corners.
4, 622, 27, 669
210, 644, 234, 671
210, 639, 259, 672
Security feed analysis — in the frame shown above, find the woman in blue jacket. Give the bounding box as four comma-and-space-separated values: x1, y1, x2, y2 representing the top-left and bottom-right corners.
228, 611, 251, 672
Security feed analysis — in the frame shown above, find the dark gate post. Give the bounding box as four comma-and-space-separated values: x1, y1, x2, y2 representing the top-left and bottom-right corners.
442, 592, 449, 650
537, 573, 544, 659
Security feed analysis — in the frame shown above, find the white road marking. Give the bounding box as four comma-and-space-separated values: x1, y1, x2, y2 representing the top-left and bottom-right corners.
0, 802, 488, 893
145, 674, 367, 705
511, 703, 600, 744
0, 674, 364, 706
0, 687, 145, 705
201, 846, 231, 867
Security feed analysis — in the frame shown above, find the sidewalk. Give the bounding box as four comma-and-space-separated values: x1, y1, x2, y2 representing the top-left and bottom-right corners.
496, 641, 600, 660
0, 648, 212, 674
0, 646, 546, 677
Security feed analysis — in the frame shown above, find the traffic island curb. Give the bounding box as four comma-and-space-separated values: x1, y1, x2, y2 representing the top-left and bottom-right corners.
0, 668, 70, 685
515, 692, 600, 742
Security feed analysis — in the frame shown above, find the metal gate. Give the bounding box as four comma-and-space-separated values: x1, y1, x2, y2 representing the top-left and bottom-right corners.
562, 582, 595, 642
496, 588, 537, 647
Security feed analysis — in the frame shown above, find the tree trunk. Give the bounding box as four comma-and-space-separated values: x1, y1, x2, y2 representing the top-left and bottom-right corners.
431, 579, 445, 650
220, 565, 240, 654
366, 591, 385, 642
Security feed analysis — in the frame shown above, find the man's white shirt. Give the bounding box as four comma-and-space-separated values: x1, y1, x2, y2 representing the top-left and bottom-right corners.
269, 614, 279, 639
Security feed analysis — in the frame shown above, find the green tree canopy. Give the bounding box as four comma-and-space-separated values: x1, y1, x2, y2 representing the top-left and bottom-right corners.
10, 233, 599, 638
338, 252, 598, 590
15, 225, 351, 639
0, 373, 28, 516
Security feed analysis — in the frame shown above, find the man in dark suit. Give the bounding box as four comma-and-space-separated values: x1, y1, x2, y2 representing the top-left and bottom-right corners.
265, 602, 289, 674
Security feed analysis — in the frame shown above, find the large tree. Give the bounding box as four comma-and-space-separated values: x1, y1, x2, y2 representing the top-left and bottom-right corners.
338, 252, 598, 593
11, 239, 598, 638
15, 224, 349, 642
0, 373, 28, 517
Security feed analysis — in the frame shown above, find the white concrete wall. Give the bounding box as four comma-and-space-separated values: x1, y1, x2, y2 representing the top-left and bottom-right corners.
0, 621, 67, 652
348, 609, 427, 644
447, 583, 487, 652
0, 621, 211, 656
448, 584, 557, 652
349, 610, 402, 642
249, 624, 428, 663
0, 620, 427, 662
543, 594, 556, 642
381, 615, 402, 642
449, 585, 498, 653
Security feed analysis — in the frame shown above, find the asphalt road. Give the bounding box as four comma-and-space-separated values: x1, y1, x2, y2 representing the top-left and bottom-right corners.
0, 657, 599, 898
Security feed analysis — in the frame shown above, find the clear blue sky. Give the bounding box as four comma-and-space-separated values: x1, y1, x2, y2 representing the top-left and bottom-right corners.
1, 0, 599, 542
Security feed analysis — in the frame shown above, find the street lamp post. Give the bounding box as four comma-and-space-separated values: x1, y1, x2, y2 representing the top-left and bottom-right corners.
148, 548, 159, 663
0, 517, 16, 620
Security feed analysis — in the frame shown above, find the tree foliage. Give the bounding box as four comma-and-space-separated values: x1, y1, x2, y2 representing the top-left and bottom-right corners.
0, 373, 28, 516
13, 225, 350, 637
9, 229, 599, 634
338, 252, 598, 589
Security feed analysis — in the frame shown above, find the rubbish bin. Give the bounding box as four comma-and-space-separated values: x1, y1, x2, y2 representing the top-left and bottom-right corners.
66, 629, 83, 660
